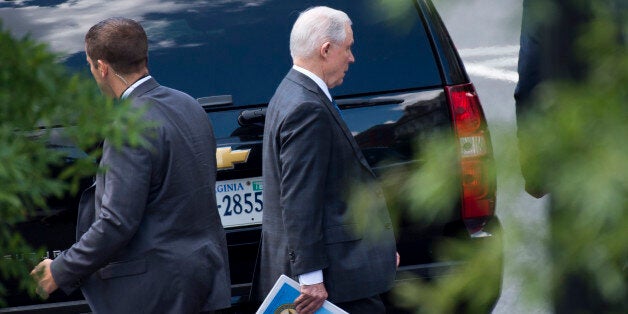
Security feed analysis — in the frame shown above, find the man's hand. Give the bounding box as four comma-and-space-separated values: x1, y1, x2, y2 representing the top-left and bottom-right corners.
397, 251, 401, 268
30, 259, 58, 299
294, 282, 328, 314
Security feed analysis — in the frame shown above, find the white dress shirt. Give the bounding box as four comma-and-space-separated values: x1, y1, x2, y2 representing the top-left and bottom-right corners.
293, 65, 332, 102
120, 75, 152, 100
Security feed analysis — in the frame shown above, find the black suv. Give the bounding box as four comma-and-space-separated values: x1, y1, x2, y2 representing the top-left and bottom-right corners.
0, 0, 502, 312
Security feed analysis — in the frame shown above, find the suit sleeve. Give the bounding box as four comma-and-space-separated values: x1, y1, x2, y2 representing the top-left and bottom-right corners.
50, 138, 153, 294
515, 0, 547, 198
514, 0, 542, 118
279, 101, 333, 275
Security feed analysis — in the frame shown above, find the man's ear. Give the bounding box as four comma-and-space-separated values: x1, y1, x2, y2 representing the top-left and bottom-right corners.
320, 42, 332, 58
97, 60, 108, 77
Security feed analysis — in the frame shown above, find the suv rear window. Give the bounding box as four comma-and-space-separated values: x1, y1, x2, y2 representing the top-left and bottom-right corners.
1, 0, 441, 105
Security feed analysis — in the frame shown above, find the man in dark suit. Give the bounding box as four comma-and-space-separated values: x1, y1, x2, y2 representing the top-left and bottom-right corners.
515, 0, 592, 198
259, 6, 397, 314
30, 17, 230, 313
515, 1, 627, 313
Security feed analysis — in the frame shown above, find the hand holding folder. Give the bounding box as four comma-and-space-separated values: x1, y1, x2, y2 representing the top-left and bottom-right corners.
256, 275, 348, 314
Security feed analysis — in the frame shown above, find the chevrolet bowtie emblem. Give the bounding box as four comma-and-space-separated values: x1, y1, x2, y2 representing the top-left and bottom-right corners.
216, 147, 250, 170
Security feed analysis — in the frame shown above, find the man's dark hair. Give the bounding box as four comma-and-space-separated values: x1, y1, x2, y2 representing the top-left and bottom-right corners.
85, 17, 148, 74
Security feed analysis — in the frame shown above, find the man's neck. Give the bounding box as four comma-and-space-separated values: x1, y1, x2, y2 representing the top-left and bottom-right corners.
113, 70, 149, 99
292, 64, 332, 102
293, 59, 325, 86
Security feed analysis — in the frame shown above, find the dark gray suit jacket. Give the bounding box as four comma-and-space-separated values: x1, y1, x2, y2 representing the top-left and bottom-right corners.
259, 69, 396, 303
51, 78, 231, 313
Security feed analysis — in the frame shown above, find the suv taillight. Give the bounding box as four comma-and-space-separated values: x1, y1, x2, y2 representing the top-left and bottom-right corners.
445, 83, 495, 237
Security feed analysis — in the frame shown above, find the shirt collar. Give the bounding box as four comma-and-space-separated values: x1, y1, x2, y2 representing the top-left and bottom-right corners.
292, 65, 332, 102
120, 75, 152, 100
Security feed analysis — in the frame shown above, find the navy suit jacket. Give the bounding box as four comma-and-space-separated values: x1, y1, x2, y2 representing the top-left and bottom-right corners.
51, 78, 231, 313
259, 69, 396, 303
515, 0, 593, 197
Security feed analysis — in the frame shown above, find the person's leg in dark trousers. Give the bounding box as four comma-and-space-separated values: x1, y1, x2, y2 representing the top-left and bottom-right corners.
336, 294, 386, 314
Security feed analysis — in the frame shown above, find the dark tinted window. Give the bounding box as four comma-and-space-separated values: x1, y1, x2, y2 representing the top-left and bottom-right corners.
1, 0, 440, 105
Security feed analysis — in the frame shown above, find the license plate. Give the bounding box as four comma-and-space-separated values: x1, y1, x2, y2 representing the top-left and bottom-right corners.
215, 177, 263, 228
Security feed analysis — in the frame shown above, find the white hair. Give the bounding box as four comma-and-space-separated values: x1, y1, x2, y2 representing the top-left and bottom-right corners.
289, 6, 352, 60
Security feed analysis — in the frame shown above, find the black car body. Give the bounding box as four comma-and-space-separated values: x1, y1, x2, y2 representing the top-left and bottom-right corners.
0, 0, 502, 312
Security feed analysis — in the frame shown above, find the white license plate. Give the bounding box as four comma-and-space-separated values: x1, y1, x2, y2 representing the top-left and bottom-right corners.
215, 177, 263, 228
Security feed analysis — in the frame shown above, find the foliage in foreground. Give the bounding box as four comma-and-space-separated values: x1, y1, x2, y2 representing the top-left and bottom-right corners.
0, 25, 147, 305
375, 1, 627, 313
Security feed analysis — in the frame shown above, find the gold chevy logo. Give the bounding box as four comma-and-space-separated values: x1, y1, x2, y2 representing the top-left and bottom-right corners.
216, 147, 251, 170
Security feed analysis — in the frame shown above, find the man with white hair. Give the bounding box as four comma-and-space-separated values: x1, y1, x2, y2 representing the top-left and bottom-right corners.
259, 6, 397, 313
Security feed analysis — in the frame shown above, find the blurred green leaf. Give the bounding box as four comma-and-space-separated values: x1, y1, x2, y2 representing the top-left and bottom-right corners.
0, 24, 148, 305
354, 1, 627, 313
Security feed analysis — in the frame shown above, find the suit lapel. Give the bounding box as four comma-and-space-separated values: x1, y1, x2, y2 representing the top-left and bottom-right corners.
328, 99, 376, 177
286, 70, 375, 176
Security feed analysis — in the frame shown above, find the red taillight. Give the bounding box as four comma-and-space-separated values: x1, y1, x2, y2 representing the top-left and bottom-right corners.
461, 160, 489, 199
448, 87, 483, 134
445, 83, 495, 236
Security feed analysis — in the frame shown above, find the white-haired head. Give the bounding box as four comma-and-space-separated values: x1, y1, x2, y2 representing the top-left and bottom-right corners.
290, 6, 352, 60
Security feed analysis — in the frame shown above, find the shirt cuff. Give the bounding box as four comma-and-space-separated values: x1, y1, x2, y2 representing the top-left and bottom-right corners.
298, 270, 323, 285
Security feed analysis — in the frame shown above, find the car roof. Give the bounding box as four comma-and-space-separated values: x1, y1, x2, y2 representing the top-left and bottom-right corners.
1, 0, 445, 105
